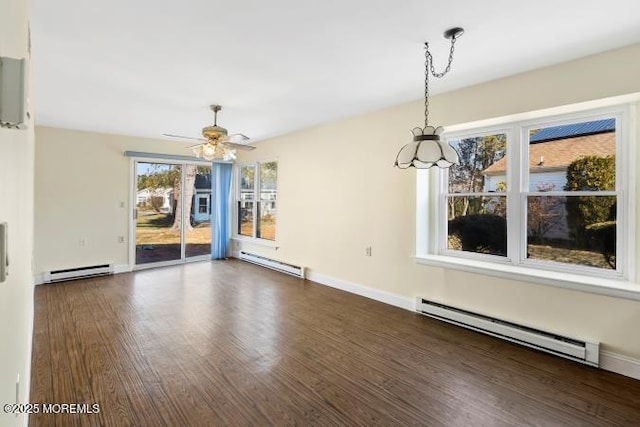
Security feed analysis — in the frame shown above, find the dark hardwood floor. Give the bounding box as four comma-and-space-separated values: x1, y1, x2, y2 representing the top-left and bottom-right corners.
30, 260, 640, 426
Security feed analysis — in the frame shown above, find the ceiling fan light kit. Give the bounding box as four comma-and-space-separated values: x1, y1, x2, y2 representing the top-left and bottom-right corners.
395, 27, 464, 169
163, 104, 255, 161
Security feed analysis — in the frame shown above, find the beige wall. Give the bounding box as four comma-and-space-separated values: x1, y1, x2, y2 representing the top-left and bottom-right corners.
235, 43, 640, 358
35, 44, 640, 361
34, 128, 195, 273
0, 0, 35, 425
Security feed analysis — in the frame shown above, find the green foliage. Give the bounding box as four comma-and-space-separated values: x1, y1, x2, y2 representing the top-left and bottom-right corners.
240, 165, 255, 189
527, 183, 563, 244
564, 156, 615, 192
564, 156, 616, 246
448, 134, 506, 220
448, 214, 507, 256
149, 196, 165, 213
449, 134, 506, 194
260, 162, 278, 188
585, 220, 616, 268
137, 165, 180, 191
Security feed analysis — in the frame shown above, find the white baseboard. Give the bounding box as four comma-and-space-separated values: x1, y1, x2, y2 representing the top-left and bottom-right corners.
306, 271, 415, 312
600, 351, 640, 380
306, 270, 640, 381
114, 263, 132, 274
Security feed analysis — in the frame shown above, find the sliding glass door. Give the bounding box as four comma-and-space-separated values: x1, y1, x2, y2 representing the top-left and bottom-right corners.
134, 161, 212, 267
186, 165, 213, 258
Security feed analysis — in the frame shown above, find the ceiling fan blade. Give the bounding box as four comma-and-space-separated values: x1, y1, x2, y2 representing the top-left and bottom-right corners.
186, 143, 206, 149
220, 133, 254, 150
225, 133, 250, 143
225, 142, 256, 151
162, 133, 207, 142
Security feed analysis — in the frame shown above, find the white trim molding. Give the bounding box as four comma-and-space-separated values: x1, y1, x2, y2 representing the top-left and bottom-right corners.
232, 235, 279, 249
114, 264, 133, 274
306, 270, 415, 312
600, 351, 640, 380
416, 254, 640, 301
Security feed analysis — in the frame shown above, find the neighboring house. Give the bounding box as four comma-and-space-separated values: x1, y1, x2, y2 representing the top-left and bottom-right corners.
260, 180, 277, 217
483, 119, 615, 191
238, 181, 277, 219
136, 187, 174, 213
193, 174, 212, 222
136, 175, 215, 222
482, 119, 615, 240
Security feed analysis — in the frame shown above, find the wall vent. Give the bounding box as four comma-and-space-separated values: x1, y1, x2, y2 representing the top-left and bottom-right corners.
416, 297, 599, 367
43, 264, 114, 283
238, 252, 305, 278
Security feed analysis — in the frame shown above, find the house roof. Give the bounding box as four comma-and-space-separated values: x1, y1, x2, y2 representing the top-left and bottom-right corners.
530, 118, 615, 143
483, 132, 615, 176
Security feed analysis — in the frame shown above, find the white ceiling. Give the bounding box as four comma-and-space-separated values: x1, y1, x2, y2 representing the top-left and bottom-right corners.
31, 0, 640, 143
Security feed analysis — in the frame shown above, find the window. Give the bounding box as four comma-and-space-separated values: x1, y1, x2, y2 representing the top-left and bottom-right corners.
433, 106, 631, 281
198, 195, 208, 214
236, 161, 278, 241
447, 132, 508, 257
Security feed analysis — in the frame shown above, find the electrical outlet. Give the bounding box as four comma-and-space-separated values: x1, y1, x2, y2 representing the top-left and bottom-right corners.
118, 236, 125, 243
365, 246, 372, 256
119, 201, 125, 208
79, 237, 86, 247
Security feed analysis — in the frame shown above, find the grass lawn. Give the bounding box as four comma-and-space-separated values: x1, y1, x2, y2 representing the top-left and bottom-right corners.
137, 210, 276, 246
448, 234, 614, 269
527, 244, 614, 269
136, 211, 211, 245
240, 218, 276, 241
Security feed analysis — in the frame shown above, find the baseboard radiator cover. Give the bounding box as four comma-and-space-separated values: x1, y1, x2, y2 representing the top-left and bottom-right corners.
416, 297, 599, 367
43, 264, 114, 283
238, 252, 305, 278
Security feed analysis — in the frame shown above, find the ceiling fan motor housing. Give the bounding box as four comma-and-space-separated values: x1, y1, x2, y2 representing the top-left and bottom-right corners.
202, 125, 228, 141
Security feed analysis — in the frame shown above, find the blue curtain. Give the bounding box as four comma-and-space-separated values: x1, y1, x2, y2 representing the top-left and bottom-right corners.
211, 163, 232, 259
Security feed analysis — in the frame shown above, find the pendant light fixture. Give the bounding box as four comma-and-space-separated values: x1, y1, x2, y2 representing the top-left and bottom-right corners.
395, 27, 464, 169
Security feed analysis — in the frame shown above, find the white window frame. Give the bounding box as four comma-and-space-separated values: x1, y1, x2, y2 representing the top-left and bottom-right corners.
416, 104, 640, 300
233, 159, 278, 245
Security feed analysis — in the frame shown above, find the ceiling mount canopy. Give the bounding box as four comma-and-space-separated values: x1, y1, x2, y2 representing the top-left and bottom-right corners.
395, 27, 464, 169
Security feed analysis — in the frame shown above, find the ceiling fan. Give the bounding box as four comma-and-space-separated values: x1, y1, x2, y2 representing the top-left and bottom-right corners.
163, 104, 256, 161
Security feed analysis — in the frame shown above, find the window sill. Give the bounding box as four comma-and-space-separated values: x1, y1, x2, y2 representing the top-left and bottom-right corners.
232, 235, 278, 249
415, 254, 640, 301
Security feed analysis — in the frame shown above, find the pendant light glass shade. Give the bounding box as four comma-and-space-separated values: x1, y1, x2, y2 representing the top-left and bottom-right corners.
192, 142, 237, 162
202, 143, 217, 161
394, 126, 459, 169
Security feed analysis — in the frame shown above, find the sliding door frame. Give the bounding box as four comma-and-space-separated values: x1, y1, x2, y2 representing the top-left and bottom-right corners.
129, 156, 213, 270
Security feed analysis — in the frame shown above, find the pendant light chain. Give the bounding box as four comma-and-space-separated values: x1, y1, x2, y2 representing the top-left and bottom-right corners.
423, 34, 460, 127
424, 46, 431, 127
395, 27, 463, 169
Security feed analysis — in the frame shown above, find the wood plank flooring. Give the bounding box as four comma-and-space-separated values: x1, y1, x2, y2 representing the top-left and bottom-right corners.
30, 260, 640, 426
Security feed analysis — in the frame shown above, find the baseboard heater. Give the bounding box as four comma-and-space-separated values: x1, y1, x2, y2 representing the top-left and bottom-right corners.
43, 264, 114, 283
415, 297, 599, 367
238, 252, 305, 278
